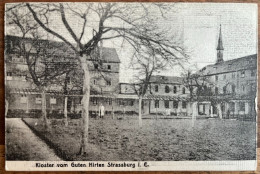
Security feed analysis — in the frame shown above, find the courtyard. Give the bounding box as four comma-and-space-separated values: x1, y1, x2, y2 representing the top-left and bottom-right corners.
6, 116, 256, 161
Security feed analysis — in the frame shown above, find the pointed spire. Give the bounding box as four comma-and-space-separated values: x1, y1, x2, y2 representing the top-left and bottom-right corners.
217, 24, 224, 50
216, 24, 224, 64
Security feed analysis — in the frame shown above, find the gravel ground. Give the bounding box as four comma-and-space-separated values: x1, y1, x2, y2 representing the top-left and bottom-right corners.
5, 118, 62, 161
23, 117, 256, 161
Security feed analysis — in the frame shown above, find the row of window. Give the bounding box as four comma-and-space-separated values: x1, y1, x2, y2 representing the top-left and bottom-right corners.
20, 95, 56, 104
93, 79, 112, 86
213, 60, 254, 71
91, 98, 134, 106
155, 100, 187, 109
215, 69, 256, 81
6, 73, 27, 81
94, 64, 111, 70
154, 85, 186, 94
214, 83, 255, 94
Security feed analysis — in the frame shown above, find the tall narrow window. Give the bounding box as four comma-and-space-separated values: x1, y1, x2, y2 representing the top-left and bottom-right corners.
155, 85, 158, 92
215, 75, 218, 81
251, 69, 256, 77
182, 101, 187, 109
173, 86, 177, 93
94, 64, 98, 69
232, 85, 236, 93
173, 100, 178, 108
215, 87, 219, 95
182, 87, 185, 94
164, 100, 169, 108
223, 86, 226, 94
155, 100, 159, 108
165, 85, 170, 93
239, 102, 245, 111
107, 65, 111, 70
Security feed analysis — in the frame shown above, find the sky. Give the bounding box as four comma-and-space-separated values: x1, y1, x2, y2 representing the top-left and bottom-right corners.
117, 3, 257, 83
5, 3, 257, 83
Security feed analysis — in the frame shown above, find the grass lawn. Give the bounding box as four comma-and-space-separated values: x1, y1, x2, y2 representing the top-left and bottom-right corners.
23, 117, 256, 161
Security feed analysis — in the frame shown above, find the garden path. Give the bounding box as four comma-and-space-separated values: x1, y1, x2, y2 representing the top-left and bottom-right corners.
5, 118, 62, 161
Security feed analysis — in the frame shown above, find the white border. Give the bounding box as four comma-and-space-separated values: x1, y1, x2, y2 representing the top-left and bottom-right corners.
6, 160, 257, 171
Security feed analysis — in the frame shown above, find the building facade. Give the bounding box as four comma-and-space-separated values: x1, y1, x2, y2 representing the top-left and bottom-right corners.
194, 25, 257, 120
5, 27, 257, 120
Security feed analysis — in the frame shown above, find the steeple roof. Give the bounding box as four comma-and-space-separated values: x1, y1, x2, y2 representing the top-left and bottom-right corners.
217, 25, 224, 50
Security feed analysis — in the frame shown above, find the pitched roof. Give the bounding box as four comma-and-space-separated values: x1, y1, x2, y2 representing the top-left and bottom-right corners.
198, 54, 257, 75
98, 47, 120, 63
149, 75, 183, 84
5, 35, 120, 63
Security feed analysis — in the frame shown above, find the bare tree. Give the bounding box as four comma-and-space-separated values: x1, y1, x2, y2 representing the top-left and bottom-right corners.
7, 2, 188, 154
130, 48, 176, 127
182, 69, 228, 119
6, 7, 73, 126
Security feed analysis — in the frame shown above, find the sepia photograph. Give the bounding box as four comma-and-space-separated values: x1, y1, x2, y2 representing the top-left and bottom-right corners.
4, 2, 257, 171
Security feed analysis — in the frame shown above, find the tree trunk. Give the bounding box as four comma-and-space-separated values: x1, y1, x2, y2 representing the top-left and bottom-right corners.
5, 99, 9, 117
139, 97, 143, 128
217, 103, 223, 119
79, 56, 90, 155
64, 96, 68, 126
41, 88, 48, 127
112, 106, 114, 119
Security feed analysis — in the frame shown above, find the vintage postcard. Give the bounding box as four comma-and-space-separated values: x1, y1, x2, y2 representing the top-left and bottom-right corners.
4, 2, 257, 171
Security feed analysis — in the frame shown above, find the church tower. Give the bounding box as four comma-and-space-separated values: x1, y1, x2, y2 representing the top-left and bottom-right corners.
216, 24, 224, 63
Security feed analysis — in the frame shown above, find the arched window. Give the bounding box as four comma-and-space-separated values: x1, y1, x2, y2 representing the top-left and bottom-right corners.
165, 85, 170, 93
173, 86, 177, 93
182, 87, 185, 94
155, 85, 158, 92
